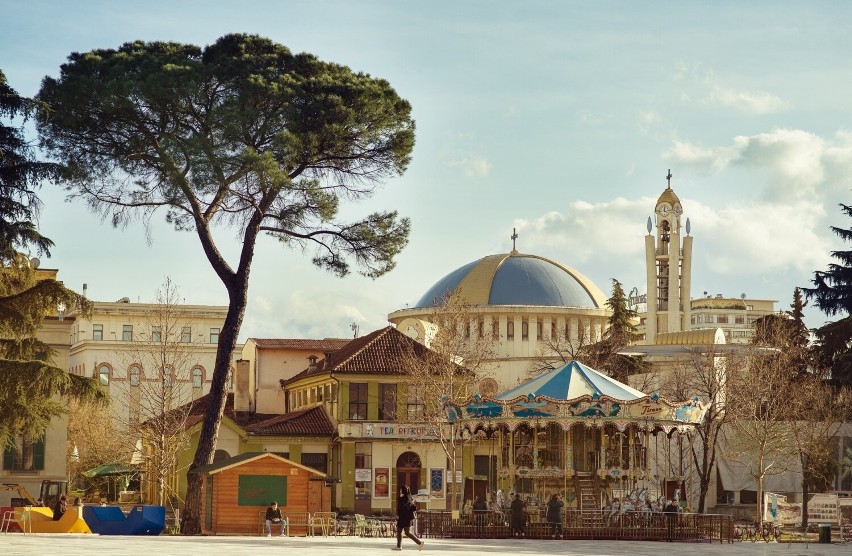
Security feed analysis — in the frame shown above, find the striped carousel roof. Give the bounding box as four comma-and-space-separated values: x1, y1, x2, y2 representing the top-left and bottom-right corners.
496, 360, 646, 402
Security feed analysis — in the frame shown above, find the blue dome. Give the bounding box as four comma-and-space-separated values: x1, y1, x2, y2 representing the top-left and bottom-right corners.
414, 253, 606, 309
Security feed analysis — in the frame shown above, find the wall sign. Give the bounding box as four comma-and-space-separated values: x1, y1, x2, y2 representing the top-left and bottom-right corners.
374, 467, 389, 498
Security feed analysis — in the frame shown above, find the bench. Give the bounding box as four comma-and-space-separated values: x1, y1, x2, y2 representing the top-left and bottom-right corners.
257, 511, 287, 536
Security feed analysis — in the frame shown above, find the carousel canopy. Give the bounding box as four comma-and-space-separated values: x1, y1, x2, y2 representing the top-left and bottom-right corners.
497, 361, 646, 401
454, 360, 706, 426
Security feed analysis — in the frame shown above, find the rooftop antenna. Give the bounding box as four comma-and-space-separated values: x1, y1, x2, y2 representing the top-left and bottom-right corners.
350, 322, 359, 338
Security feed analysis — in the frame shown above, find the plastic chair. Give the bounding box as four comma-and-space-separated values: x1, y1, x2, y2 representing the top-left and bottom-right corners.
1, 506, 32, 534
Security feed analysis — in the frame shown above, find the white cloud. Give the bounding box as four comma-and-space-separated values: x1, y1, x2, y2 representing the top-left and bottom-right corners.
508, 192, 835, 302
663, 140, 738, 170
449, 156, 492, 179
244, 288, 380, 340
707, 86, 790, 115
664, 129, 852, 205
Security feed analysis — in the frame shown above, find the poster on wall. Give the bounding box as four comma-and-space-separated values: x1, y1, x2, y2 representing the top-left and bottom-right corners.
430, 468, 444, 498
374, 467, 389, 498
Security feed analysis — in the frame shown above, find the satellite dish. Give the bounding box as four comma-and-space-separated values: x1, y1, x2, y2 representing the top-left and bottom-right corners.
685, 218, 691, 236
646, 216, 652, 234
29, 257, 40, 269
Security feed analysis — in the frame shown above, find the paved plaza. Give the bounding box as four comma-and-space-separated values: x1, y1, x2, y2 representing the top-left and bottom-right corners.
0, 534, 848, 556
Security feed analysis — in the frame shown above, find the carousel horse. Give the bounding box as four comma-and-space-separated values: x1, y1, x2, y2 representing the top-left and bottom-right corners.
637, 488, 652, 514
608, 497, 621, 517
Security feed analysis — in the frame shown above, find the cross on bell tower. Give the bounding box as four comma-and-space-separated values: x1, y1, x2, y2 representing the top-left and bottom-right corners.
666, 169, 672, 189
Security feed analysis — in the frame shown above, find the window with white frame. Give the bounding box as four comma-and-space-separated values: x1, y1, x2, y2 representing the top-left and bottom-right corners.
92, 324, 103, 341
192, 367, 203, 388
152, 325, 162, 343
209, 328, 220, 344
181, 326, 191, 343
98, 364, 110, 385
122, 325, 133, 341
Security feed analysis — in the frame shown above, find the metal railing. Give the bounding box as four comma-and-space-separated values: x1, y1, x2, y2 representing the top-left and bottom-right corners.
415, 509, 734, 543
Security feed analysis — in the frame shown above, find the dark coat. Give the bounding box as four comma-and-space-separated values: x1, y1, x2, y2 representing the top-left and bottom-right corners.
546, 498, 563, 524
53, 499, 67, 521
397, 494, 417, 528
265, 506, 282, 522
510, 497, 526, 529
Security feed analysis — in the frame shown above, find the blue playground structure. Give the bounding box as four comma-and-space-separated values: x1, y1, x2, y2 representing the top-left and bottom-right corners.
82, 505, 166, 535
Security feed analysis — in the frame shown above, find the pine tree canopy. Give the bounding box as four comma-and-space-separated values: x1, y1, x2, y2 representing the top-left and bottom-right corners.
0, 70, 106, 445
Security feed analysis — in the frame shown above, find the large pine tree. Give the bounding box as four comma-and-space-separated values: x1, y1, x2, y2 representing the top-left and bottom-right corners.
803, 203, 852, 384
0, 69, 104, 445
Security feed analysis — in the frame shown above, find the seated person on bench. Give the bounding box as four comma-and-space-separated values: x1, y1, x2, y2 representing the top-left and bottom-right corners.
265, 501, 286, 536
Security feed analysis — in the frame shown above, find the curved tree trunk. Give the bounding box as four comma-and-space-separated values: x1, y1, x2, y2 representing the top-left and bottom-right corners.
180, 272, 251, 534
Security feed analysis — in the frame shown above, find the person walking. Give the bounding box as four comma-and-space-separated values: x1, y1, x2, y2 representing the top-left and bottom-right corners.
393, 485, 423, 551
546, 493, 564, 538
510, 493, 526, 538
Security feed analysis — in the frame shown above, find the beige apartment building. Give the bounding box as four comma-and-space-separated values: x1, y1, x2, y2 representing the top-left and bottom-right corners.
66, 299, 229, 428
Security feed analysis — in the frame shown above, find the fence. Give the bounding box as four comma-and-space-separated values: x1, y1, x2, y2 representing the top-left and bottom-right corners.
415, 510, 734, 543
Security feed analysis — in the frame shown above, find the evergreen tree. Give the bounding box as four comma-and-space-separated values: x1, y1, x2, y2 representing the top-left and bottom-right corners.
584, 279, 644, 382
36, 35, 414, 533
752, 288, 812, 377
0, 70, 105, 445
803, 203, 852, 384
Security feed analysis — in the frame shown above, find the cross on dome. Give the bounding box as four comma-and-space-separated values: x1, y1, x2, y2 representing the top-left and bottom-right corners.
511, 228, 518, 252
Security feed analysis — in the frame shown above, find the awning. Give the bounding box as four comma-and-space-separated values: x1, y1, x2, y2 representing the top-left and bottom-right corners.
81, 463, 138, 478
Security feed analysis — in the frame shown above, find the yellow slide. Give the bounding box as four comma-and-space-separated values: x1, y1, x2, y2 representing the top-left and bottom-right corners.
17, 506, 92, 534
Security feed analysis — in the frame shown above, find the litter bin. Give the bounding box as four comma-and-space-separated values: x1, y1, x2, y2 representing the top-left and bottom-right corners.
818, 523, 831, 544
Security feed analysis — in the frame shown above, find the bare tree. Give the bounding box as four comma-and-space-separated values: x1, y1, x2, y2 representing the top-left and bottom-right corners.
396, 292, 494, 511
723, 332, 801, 524
657, 346, 743, 513
789, 376, 850, 527
527, 279, 647, 384
66, 398, 128, 497
115, 279, 200, 508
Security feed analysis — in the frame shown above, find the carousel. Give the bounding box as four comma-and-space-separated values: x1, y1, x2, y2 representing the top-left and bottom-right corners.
448, 361, 707, 514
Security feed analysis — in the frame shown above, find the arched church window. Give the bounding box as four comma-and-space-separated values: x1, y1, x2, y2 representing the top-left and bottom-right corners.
507, 321, 514, 340
521, 321, 528, 340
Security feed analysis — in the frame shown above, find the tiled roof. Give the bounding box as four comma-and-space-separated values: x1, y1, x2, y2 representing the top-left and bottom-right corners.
245, 406, 336, 437
176, 393, 280, 430
281, 326, 430, 386
249, 338, 351, 350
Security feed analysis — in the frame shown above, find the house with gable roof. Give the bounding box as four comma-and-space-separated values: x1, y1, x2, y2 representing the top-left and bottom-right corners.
160, 326, 459, 515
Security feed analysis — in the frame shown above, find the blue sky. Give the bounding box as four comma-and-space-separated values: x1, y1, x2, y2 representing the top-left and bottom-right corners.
3, 1, 852, 340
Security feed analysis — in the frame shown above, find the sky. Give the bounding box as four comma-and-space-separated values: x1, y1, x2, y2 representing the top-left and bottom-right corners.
3, 1, 852, 341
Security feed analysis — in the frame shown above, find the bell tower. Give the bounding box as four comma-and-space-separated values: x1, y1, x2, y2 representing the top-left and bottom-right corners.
644, 170, 692, 343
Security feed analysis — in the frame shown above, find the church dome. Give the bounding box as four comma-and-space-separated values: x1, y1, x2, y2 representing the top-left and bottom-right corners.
414, 252, 607, 309
657, 187, 681, 206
